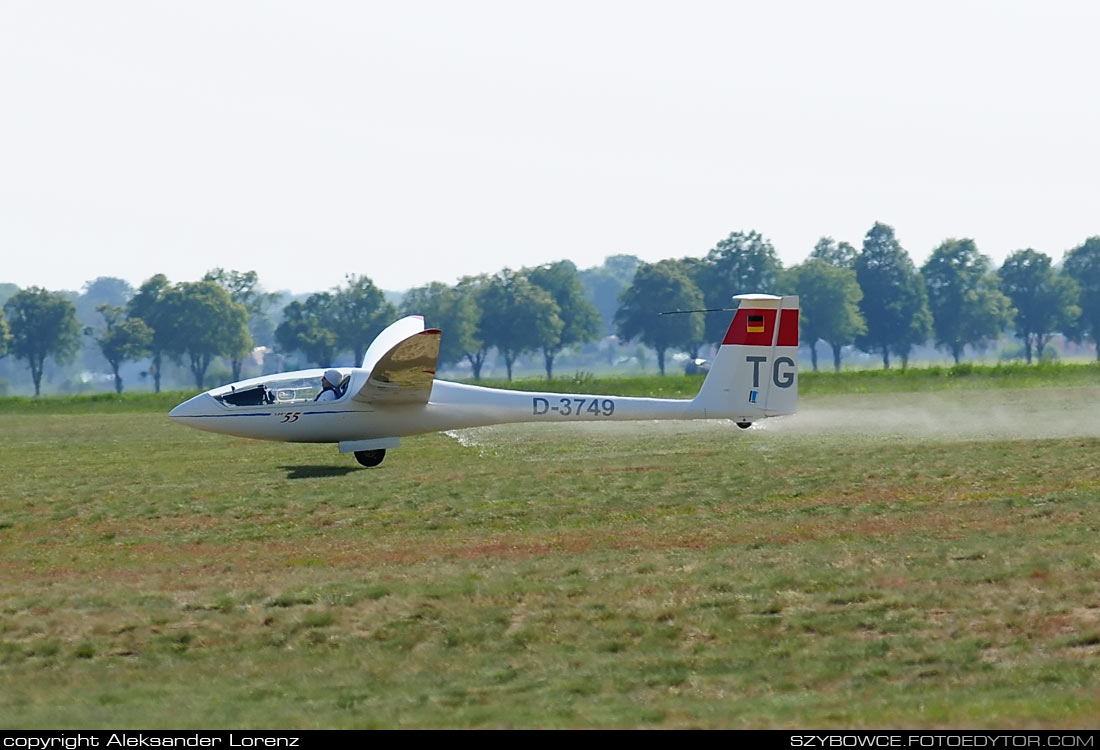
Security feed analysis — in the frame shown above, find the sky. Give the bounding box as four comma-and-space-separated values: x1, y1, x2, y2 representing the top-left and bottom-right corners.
1, 1, 1098, 296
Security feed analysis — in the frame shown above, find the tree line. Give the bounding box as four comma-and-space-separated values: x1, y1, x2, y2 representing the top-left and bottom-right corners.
2, 222, 1098, 395
611, 222, 1096, 373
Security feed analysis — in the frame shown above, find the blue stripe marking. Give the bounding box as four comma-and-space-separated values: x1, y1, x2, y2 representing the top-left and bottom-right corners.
179, 410, 364, 419
182, 413, 273, 418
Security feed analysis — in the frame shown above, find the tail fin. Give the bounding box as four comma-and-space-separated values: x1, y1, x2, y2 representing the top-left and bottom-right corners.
692, 294, 799, 423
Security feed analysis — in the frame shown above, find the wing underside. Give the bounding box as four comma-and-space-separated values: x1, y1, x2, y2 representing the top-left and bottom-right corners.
353, 329, 441, 405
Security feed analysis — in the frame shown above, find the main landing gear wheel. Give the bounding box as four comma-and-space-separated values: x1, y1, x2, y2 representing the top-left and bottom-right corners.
736, 421, 753, 429
354, 449, 386, 467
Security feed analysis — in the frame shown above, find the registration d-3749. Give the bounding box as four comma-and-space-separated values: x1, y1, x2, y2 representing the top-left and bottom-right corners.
531, 397, 616, 417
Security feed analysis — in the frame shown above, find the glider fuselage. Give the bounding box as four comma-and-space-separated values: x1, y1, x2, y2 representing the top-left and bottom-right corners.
169, 377, 714, 444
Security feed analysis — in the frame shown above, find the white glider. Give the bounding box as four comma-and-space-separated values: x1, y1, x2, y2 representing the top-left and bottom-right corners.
169, 294, 799, 466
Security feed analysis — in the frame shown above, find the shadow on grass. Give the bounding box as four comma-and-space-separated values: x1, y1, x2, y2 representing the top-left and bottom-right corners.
281, 464, 362, 479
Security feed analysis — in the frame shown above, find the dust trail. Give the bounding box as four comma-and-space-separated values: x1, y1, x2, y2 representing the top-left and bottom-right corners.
442, 429, 486, 448
767, 387, 1100, 441
442, 428, 499, 458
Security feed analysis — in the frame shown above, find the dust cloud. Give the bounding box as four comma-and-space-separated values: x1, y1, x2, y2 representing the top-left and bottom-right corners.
767, 387, 1100, 442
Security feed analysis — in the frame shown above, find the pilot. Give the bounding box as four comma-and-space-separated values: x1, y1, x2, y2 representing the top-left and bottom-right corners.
315, 369, 343, 402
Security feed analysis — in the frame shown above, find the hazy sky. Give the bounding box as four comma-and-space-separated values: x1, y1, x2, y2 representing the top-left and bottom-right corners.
2, 1, 1098, 295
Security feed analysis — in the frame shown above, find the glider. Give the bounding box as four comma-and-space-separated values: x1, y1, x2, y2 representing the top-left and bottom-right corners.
169, 294, 799, 466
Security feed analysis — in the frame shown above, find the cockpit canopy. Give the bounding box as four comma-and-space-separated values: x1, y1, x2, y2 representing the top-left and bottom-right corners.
210, 370, 348, 407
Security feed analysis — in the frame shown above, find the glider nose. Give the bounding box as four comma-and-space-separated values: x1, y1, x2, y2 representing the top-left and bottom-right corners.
170, 393, 214, 420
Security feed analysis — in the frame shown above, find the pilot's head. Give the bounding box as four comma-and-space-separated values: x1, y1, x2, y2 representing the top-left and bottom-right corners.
322, 368, 342, 390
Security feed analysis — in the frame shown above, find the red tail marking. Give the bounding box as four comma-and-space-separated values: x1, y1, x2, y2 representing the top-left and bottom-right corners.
721, 308, 799, 346
778, 309, 799, 346
722, 309, 776, 346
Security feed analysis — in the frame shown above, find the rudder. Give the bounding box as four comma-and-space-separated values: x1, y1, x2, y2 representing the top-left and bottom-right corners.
692, 294, 799, 422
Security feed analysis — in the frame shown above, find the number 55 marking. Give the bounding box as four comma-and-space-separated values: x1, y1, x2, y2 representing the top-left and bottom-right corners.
281, 412, 300, 423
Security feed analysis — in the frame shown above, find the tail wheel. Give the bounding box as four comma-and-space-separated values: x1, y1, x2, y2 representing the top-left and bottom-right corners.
354, 449, 386, 467
736, 421, 752, 429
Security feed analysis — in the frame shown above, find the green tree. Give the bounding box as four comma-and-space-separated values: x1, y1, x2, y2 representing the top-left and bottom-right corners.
203, 269, 281, 379
0, 295, 14, 393
810, 236, 858, 268
790, 259, 866, 372
127, 275, 172, 393
694, 231, 783, 346
400, 281, 470, 369
275, 293, 340, 367
479, 270, 563, 381
615, 260, 704, 376
76, 277, 133, 322
71, 277, 134, 375
454, 275, 492, 380
998, 249, 1079, 363
331, 275, 396, 367
162, 281, 250, 389
854, 222, 932, 369
0, 283, 18, 308
0, 308, 10, 359
1063, 237, 1100, 360
3, 287, 81, 396
578, 254, 641, 336
525, 261, 602, 379
921, 239, 1014, 364
93, 304, 153, 394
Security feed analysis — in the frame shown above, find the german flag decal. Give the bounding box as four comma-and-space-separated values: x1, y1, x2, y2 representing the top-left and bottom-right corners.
747, 314, 765, 333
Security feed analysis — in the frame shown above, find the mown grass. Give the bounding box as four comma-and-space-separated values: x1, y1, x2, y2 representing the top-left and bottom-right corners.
2, 387, 1100, 728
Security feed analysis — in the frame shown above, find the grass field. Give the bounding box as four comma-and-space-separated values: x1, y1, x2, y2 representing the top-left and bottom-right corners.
3, 377, 1100, 727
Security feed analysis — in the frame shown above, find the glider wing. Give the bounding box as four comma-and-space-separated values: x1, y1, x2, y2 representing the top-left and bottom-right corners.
353, 328, 441, 405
